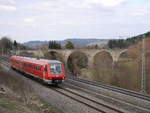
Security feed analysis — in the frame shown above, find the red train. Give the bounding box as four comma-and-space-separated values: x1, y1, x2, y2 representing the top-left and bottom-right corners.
10, 56, 66, 84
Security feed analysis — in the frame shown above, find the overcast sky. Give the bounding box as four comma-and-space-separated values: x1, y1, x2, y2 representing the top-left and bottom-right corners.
0, 0, 150, 42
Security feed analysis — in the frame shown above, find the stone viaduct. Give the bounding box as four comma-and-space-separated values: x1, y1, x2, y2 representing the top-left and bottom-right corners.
27, 49, 127, 69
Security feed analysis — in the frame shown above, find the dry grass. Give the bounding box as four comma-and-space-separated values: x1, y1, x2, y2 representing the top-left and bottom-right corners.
80, 39, 150, 94
93, 51, 113, 85
113, 38, 150, 93
0, 65, 63, 113
113, 59, 141, 91
80, 68, 96, 80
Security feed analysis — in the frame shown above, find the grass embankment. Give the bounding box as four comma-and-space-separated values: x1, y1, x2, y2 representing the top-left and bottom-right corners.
114, 38, 150, 93
79, 39, 150, 94
0, 93, 62, 113
113, 59, 141, 91
0, 65, 63, 113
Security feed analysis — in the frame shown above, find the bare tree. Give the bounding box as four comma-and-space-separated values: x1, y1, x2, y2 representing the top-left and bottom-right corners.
0, 37, 13, 55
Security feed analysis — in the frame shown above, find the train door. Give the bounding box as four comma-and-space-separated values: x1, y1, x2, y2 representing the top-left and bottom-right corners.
43, 65, 48, 80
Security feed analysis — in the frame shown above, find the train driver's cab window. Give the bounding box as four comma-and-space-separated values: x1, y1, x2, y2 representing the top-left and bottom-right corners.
50, 63, 62, 74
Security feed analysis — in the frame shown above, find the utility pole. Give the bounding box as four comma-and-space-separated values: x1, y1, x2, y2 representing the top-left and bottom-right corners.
141, 36, 146, 94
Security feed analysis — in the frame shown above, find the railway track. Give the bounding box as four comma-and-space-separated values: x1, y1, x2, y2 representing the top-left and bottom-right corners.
0, 56, 124, 113
2, 55, 149, 102
53, 87, 123, 113
67, 76, 150, 101
64, 79, 150, 113
1, 56, 150, 112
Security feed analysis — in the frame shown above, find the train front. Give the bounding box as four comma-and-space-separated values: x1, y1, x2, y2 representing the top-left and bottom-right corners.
48, 62, 66, 84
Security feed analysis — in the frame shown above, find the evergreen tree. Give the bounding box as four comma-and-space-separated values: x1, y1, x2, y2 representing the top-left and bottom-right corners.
48, 41, 61, 49
13, 40, 18, 48
65, 41, 74, 49
108, 39, 127, 49
108, 31, 150, 49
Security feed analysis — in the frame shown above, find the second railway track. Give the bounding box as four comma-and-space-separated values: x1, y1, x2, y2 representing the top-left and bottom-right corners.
68, 76, 150, 101
2, 55, 150, 102
1, 56, 150, 113
53, 87, 124, 113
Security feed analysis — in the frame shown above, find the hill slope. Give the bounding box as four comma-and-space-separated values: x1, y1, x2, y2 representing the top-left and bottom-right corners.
108, 31, 150, 49
23, 39, 109, 47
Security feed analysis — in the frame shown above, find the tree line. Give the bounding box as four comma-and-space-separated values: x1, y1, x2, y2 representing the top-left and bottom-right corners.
0, 37, 26, 55
108, 31, 150, 49
0, 37, 75, 55
48, 41, 74, 49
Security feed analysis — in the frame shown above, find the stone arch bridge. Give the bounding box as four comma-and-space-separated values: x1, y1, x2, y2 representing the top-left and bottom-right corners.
23, 49, 127, 69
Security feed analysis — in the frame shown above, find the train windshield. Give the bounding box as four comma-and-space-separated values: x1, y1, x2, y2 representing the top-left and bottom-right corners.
50, 63, 62, 74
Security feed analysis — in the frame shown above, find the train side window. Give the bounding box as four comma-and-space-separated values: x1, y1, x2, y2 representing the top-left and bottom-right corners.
36, 66, 39, 70
44, 65, 47, 72
38, 66, 42, 71
34, 65, 36, 70
31, 65, 34, 69
37, 66, 39, 71
37, 66, 39, 70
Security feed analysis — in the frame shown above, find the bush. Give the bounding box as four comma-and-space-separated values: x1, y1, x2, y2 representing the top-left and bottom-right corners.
65, 41, 74, 49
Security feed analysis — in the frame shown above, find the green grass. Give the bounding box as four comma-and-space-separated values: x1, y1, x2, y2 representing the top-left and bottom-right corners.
0, 98, 17, 110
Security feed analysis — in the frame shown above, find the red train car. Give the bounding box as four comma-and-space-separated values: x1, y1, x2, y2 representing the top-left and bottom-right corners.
10, 56, 65, 84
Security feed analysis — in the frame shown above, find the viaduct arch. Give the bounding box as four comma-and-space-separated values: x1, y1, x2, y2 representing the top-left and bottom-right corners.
22, 49, 126, 73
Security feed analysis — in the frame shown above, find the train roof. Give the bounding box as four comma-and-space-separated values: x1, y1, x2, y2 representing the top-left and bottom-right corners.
39, 59, 61, 64
11, 56, 62, 65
